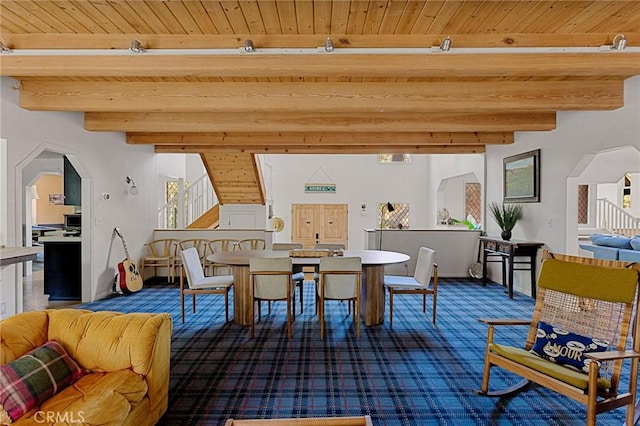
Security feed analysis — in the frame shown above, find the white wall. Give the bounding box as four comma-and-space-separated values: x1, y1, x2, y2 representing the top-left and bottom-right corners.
485, 76, 640, 296
263, 154, 484, 249
0, 76, 186, 315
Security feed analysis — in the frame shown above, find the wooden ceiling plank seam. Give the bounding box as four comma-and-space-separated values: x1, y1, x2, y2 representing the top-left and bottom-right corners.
329, 1, 351, 35
125, 131, 514, 145
237, 1, 267, 34
257, 0, 281, 35
156, 144, 487, 155
457, 1, 507, 34
361, 1, 388, 35
19, 80, 624, 113
183, 1, 220, 34
375, 1, 407, 34
64, 1, 120, 35
313, 0, 332, 34
491, 0, 551, 35
147, 1, 188, 34
220, 1, 251, 34
474, 0, 520, 35
555, 1, 619, 34
294, 0, 315, 35
85, 111, 557, 133
201, 2, 234, 34
90, 1, 139, 33
275, 0, 298, 35
345, 0, 369, 35
405, 1, 439, 35
574, 1, 640, 33
163, 1, 204, 35
35, 1, 94, 34
517, 1, 582, 34
0, 2, 62, 33
440, 0, 485, 35
107, 1, 156, 35
423, 1, 463, 35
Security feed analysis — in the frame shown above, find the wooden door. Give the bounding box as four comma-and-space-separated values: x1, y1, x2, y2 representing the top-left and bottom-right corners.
292, 204, 348, 248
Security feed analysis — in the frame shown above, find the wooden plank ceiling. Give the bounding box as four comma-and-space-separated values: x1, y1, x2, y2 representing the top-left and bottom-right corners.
1, 1, 639, 204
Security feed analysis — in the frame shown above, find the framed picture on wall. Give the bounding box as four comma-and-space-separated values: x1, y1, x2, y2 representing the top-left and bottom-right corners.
49, 193, 64, 205
503, 149, 540, 203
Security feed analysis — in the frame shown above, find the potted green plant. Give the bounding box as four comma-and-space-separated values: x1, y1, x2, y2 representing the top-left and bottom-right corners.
488, 202, 523, 241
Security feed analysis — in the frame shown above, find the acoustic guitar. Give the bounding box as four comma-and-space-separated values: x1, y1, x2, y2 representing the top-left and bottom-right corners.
114, 227, 143, 294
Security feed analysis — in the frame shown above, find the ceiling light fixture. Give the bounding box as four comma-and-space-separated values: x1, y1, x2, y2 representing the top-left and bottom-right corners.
129, 39, 145, 53
439, 36, 452, 52
243, 39, 255, 52
611, 34, 627, 50
324, 37, 334, 52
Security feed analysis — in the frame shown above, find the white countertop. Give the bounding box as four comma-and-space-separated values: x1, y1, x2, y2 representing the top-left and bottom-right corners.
39, 236, 82, 242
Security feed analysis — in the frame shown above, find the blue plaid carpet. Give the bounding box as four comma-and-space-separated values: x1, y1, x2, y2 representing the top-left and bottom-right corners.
77, 278, 632, 425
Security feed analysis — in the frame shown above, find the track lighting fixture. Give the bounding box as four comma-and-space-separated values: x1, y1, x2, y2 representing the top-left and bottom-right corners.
324, 37, 334, 52
611, 34, 627, 50
439, 36, 452, 52
243, 39, 255, 52
129, 39, 145, 53
0, 41, 12, 54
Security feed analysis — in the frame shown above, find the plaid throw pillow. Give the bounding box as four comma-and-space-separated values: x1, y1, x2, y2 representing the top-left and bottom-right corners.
0, 340, 85, 423
530, 321, 609, 374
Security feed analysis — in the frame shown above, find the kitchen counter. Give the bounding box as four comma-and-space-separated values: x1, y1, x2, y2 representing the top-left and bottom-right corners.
0, 246, 42, 267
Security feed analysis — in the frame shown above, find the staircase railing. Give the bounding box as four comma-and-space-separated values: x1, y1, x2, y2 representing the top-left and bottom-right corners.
597, 198, 640, 237
158, 174, 218, 229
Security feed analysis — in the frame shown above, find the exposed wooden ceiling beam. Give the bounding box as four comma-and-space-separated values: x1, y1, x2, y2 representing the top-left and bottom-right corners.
3, 54, 639, 78
127, 132, 513, 146
21, 80, 623, 113
86, 112, 556, 133
157, 145, 487, 155
4, 33, 639, 49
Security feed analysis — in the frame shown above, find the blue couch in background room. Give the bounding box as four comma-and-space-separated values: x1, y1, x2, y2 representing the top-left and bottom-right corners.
580, 234, 640, 262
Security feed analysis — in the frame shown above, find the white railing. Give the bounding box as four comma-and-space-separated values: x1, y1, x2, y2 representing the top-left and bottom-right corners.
158, 174, 218, 229
597, 198, 640, 236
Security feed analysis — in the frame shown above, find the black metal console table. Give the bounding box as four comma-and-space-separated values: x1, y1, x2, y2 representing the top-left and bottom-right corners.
479, 236, 544, 299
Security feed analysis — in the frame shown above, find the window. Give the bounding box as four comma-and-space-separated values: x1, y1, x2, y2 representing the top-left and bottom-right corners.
379, 154, 411, 164
577, 185, 589, 224
378, 202, 410, 229
623, 173, 631, 209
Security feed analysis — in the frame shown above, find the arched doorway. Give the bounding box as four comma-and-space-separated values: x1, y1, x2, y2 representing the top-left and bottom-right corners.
565, 145, 640, 254
15, 143, 92, 311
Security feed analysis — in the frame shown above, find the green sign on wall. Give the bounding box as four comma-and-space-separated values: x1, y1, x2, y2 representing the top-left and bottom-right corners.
304, 183, 336, 193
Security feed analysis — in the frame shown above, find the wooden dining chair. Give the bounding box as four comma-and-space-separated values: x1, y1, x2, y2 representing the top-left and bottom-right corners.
236, 238, 266, 251
175, 238, 209, 278
249, 257, 296, 339
317, 256, 362, 339
141, 238, 177, 283
384, 246, 438, 327
179, 247, 234, 323
272, 242, 307, 313
206, 238, 237, 276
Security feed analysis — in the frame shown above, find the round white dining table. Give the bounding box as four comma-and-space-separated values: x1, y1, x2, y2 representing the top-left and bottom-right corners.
209, 249, 410, 327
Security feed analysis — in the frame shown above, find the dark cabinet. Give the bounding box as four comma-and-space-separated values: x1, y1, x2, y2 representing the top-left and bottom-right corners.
43, 241, 81, 301
63, 156, 81, 206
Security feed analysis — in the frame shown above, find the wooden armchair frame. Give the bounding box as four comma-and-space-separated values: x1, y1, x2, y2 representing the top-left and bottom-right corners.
477, 251, 640, 425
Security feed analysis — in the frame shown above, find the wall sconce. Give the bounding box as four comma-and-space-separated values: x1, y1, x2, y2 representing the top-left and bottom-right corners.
243, 39, 255, 52
361, 203, 366, 212
126, 176, 138, 195
611, 34, 627, 50
129, 39, 145, 53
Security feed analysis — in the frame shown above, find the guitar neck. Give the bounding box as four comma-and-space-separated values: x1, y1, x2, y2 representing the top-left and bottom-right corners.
114, 227, 131, 260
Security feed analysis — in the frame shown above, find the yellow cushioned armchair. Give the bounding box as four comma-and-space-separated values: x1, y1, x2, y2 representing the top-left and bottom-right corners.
1, 309, 172, 425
